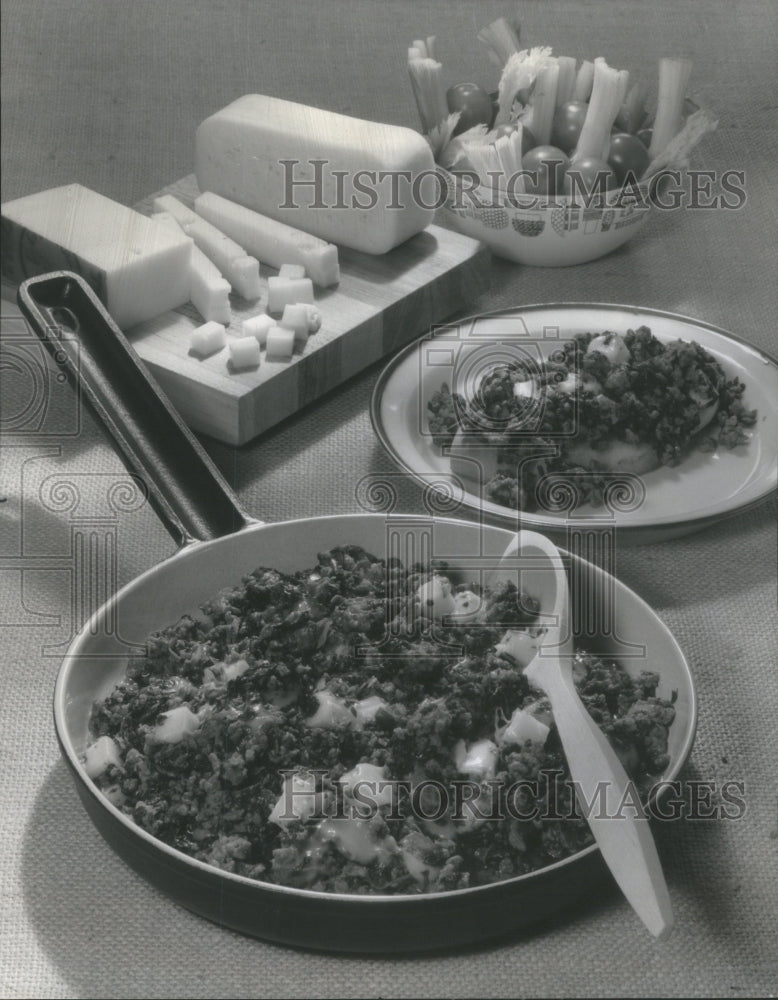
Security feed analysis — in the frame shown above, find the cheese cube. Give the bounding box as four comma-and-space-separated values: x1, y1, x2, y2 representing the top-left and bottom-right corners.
1, 184, 191, 329
241, 314, 275, 346
228, 335, 261, 369
267, 276, 313, 313
195, 94, 436, 253
265, 325, 295, 361
278, 263, 306, 279
194, 191, 339, 288
190, 321, 226, 357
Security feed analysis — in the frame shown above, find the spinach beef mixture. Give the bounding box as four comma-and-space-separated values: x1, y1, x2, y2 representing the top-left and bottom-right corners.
428, 326, 756, 513
87, 545, 675, 895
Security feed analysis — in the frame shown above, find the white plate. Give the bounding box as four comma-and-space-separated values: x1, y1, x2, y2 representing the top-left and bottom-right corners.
371, 304, 778, 544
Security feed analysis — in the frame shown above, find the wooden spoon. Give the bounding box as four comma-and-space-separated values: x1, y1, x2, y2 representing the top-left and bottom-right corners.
495, 530, 674, 938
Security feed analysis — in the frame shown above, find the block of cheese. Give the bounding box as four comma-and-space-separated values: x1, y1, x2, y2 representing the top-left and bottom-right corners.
153, 211, 231, 324
195, 95, 437, 254
153, 193, 260, 302
194, 191, 339, 288
0, 184, 191, 328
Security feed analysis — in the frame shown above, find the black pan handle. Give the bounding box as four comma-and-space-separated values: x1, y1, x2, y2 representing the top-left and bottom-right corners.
18, 271, 258, 546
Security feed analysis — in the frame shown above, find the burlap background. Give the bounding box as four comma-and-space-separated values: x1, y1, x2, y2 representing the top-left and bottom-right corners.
1, 1, 776, 997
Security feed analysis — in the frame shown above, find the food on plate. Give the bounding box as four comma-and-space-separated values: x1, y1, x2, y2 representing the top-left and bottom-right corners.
154, 210, 232, 324
267, 275, 314, 313
228, 335, 261, 370
428, 326, 756, 512
85, 545, 675, 894
195, 94, 436, 254
0, 183, 191, 328
194, 192, 340, 288
265, 325, 296, 361
408, 17, 717, 197
190, 320, 227, 358
153, 194, 260, 301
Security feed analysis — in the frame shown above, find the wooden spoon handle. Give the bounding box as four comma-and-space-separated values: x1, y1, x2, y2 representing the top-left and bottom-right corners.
529, 661, 674, 938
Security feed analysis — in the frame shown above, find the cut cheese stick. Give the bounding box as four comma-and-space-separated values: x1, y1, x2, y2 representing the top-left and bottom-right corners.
153, 211, 231, 324
194, 191, 339, 288
195, 94, 436, 254
153, 193, 260, 301
278, 263, 306, 279
1, 183, 191, 328
267, 276, 314, 313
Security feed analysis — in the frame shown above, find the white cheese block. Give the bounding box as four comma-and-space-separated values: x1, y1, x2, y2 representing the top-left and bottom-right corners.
1, 183, 191, 328
194, 191, 339, 288
265, 325, 296, 361
152, 193, 260, 302
266, 276, 314, 313
228, 335, 261, 369
241, 314, 274, 346
190, 321, 226, 357
153, 211, 231, 324
195, 94, 436, 254
280, 303, 311, 347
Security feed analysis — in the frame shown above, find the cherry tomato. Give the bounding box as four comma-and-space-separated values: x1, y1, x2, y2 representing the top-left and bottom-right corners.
492, 122, 537, 156
550, 101, 589, 154
562, 157, 617, 198
607, 133, 650, 185
521, 145, 570, 196
636, 127, 653, 149
447, 83, 495, 135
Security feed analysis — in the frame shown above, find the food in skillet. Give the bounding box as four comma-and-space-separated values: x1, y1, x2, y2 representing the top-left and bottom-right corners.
85, 545, 675, 894
427, 326, 757, 513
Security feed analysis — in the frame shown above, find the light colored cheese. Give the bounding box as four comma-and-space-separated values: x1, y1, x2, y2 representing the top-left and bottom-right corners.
267, 276, 313, 313
228, 335, 261, 369
84, 736, 122, 779
265, 325, 296, 361
1, 184, 191, 328
241, 314, 274, 346
152, 193, 260, 301
194, 191, 340, 288
195, 94, 436, 254
190, 321, 226, 357
154, 211, 232, 324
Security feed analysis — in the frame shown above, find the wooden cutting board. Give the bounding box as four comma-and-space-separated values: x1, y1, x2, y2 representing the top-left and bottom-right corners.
128, 176, 490, 445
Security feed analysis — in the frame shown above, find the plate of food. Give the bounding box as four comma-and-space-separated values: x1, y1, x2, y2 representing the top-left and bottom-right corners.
371, 303, 778, 544
22, 273, 695, 951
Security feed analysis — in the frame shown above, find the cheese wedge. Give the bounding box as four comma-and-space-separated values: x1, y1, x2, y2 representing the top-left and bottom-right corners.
195, 94, 436, 254
1, 184, 191, 328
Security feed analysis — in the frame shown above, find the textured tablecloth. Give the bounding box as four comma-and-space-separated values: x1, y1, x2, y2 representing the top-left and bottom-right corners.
1, 1, 777, 997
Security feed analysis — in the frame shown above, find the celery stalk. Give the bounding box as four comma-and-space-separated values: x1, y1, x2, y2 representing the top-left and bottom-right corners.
477, 16, 522, 68
524, 60, 560, 145
574, 58, 629, 161
493, 46, 553, 126
408, 56, 449, 134
573, 60, 595, 101
615, 79, 648, 134
648, 57, 694, 159
556, 56, 577, 106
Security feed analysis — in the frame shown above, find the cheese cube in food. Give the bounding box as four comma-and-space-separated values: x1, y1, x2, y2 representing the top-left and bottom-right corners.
195, 94, 436, 253
267, 276, 313, 313
195, 192, 339, 288
228, 335, 261, 370
241, 314, 274, 346
0, 184, 191, 328
190, 321, 226, 357
265, 325, 295, 361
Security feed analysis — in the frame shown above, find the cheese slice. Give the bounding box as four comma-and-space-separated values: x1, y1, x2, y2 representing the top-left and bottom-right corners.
1, 184, 191, 329
195, 94, 436, 254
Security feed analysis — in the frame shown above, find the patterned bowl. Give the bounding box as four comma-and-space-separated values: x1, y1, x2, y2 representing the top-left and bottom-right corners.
436, 167, 653, 266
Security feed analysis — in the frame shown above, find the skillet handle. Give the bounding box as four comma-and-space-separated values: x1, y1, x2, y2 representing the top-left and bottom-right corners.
18, 271, 257, 547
